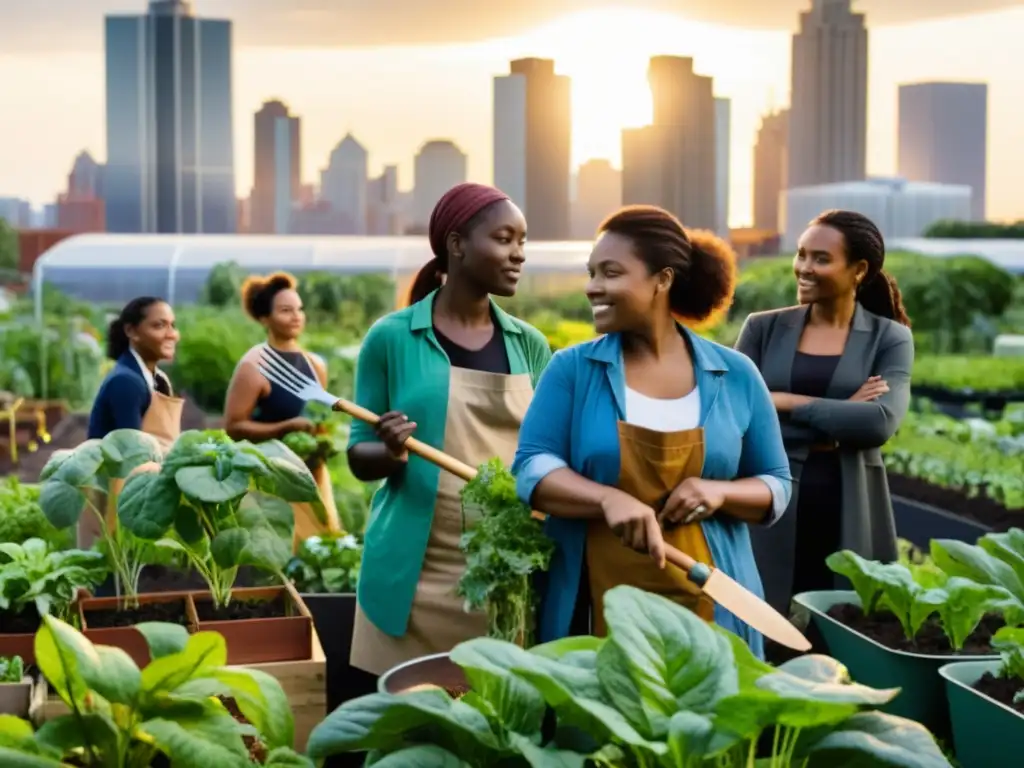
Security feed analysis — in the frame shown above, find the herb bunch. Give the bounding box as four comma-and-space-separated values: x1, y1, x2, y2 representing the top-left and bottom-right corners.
457, 457, 553, 647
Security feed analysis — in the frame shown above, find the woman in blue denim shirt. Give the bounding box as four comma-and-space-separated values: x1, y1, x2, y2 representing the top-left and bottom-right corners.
512, 206, 792, 658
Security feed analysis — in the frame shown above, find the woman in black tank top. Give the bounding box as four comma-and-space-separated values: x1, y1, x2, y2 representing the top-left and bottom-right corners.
223, 271, 323, 442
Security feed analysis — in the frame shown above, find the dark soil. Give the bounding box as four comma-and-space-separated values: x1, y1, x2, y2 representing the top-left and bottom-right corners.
0, 606, 41, 634
827, 602, 1004, 655
974, 672, 1024, 714
85, 599, 188, 628
220, 695, 267, 763
194, 592, 289, 622
888, 472, 1020, 533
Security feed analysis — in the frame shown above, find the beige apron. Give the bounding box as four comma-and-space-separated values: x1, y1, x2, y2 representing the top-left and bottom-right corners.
349, 368, 534, 675
77, 382, 184, 549
587, 424, 715, 637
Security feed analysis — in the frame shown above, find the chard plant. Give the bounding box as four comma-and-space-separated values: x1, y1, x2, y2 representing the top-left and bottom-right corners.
117, 430, 323, 609
457, 458, 554, 647
37, 429, 168, 606
0, 656, 23, 684
0, 615, 311, 767
285, 533, 362, 595
307, 585, 953, 767
0, 538, 107, 625
828, 550, 1021, 651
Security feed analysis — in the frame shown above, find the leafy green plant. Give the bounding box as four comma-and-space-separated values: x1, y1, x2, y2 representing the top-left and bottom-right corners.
992, 626, 1024, 705
0, 538, 107, 626
306, 585, 952, 767
0, 656, 23, 684
285, 533, 361, 594
456, 458, 554, 646
0, 615, 312, 767
117, 430, 323, 609
281, 402, 344, 468
827, 550, 1018, 651
38, 430, 166, 606
0, 477, 73, 552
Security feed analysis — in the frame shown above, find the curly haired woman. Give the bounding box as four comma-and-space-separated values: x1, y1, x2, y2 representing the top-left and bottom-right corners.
513, 205, 792, 658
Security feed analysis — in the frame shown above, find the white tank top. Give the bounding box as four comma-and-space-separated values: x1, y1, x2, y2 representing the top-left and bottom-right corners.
625, 386, 702, 432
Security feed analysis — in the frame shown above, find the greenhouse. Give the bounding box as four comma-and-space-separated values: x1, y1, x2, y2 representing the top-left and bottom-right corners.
31, 233, 596, 306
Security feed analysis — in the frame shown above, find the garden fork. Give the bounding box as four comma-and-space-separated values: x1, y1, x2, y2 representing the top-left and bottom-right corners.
257, 345, 478, 481
257, 345, 812, 652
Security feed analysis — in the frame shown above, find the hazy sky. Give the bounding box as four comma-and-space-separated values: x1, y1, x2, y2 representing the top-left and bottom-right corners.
2, 1, 1023, 225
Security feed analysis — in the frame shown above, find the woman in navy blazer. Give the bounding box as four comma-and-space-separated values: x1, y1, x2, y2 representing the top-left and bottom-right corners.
87, 296, 182, 442
512, 206, 792, 657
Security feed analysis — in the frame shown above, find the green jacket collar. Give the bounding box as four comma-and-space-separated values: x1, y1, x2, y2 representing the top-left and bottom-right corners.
409, 288, 522, 334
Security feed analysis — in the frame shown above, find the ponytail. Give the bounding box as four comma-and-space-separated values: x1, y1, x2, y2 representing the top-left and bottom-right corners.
857, 269, 911, 327
106, 296, 162, 360
404, 257, 444, 307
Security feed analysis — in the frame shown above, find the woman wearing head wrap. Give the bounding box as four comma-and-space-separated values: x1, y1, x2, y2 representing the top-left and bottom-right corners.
346, 182, 551, 676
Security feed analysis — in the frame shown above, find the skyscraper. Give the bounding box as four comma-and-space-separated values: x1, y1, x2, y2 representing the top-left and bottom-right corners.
898, 82, 988, 221
715, 98, 731, 236
252, 100, 301, 234
571, 159, 621, 239
788, 0, 867, 188
320, 134, 368, 235
493, 58, 572, 240
753, 109, 789, 231
621, 56, 717, 231
413, 140, 468, 229
104, 0, 235, 234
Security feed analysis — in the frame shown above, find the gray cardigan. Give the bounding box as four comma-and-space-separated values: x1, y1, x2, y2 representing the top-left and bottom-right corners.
735, 304, 915, 614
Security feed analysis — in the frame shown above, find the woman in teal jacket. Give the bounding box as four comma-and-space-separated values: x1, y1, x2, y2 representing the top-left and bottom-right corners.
512, 205, 791, 658
347, 183, 551, 677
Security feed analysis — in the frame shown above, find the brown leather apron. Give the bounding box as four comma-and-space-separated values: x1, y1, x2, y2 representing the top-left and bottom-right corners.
349, 368, 534, 675
586, 423, 716, 636
77, 382, 184, 549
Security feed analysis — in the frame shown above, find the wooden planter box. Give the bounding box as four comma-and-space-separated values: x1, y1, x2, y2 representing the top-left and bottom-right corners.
188, 582, 313, 667
0, 677, 34, 718
940, 659, 1024, 768
892, 494, 991, 550
0, 632, 36, 666
78, 591, 196, 668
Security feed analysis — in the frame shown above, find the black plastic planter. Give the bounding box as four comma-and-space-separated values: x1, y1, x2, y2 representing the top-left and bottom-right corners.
892, 494, 991, 550
302, 593, 376, 768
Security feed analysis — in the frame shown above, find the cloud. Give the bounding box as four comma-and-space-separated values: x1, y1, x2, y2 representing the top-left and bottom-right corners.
1, 0, 1019, 53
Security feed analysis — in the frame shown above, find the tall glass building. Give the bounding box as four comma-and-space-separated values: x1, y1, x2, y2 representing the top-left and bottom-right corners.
104, 0, 236, 234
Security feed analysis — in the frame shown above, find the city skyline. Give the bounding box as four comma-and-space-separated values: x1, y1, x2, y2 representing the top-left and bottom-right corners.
2, 5, 1023, 224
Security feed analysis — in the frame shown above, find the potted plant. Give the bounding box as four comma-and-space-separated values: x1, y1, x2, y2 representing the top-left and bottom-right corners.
117, 429, 325, 665
793, 549, 1016, 737
941, 625, 1024, 766
0, 655, 32, 718
307, 584, 954, 766
0, 614, 312, 767
286, 532, 365, 711
0, 538, 108, 663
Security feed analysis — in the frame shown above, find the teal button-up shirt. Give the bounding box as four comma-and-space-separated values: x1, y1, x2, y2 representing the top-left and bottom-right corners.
348, 290, 552, 636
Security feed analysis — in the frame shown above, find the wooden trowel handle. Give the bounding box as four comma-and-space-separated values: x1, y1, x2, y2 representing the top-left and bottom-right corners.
332, 397, 479, 481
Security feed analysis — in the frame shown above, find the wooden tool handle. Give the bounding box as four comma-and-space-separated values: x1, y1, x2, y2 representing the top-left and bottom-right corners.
664, 544, 712, 586
332, 397, 478, 481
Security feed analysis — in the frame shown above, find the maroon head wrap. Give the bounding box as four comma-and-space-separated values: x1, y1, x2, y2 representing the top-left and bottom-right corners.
427, 182, 510, 261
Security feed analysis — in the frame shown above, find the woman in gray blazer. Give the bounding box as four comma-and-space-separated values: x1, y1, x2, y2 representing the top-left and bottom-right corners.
736, 209, 914, 618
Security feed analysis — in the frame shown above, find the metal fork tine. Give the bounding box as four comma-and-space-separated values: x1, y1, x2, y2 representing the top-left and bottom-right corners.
258, 345, 319, 388
257, 365, 303, 397
259, 352, 309, 389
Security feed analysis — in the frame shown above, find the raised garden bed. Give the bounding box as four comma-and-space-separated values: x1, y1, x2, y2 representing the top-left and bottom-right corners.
890, 474, 1018, 533
79, 591, 194, 667
189, 583, 313, 666
794, 590, 1001, 738
0, 608, 41, 664
941, 660, 1024, 768
893, 493, 993, 549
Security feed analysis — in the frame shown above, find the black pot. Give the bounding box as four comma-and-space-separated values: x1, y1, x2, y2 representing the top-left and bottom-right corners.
302, 593, 377, 768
